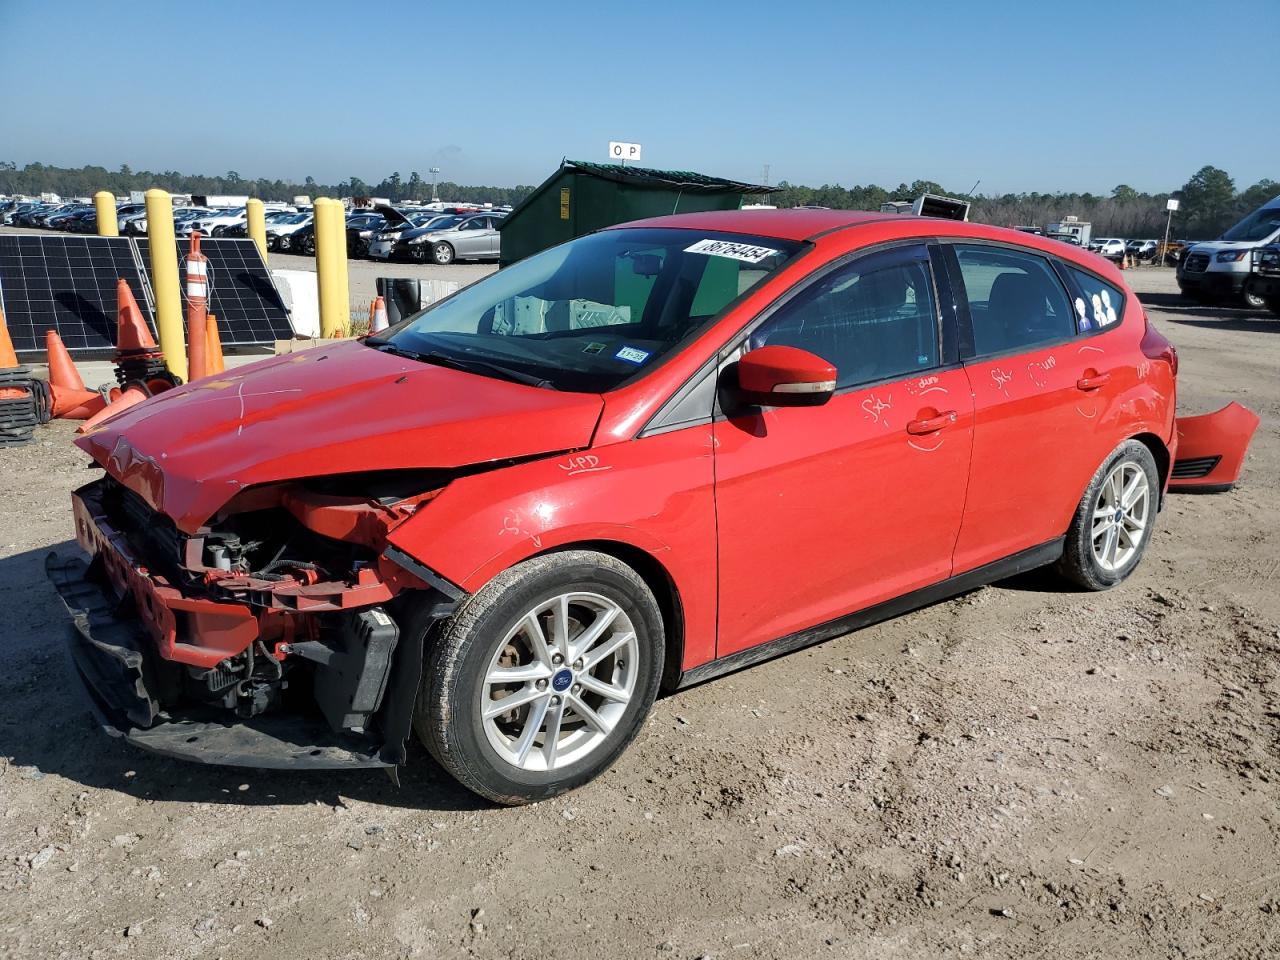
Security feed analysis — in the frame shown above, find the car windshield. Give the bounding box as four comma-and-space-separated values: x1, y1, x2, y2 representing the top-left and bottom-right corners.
280, 213, 309, 224
373, 227, 804, 392
419, 215, 463, 231
1220, 205, 1280, 242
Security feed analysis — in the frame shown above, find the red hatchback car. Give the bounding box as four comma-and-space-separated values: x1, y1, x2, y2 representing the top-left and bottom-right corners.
58, 210, 1185, 803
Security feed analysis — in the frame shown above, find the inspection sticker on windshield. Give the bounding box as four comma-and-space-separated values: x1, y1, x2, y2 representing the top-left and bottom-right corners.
684, 238, 780, 263
615, 346, 650, 364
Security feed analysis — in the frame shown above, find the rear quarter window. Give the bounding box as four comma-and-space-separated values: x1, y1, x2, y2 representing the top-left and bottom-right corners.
1063, 266, 1125, 333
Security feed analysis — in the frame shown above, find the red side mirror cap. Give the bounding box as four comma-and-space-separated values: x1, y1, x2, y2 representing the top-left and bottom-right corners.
736, 345, 837, 407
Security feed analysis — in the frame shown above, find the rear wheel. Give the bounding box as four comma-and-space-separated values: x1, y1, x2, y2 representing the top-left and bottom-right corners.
431, 242, 454, 265
415, 551, 664, 804
1056, 440, 1159, 590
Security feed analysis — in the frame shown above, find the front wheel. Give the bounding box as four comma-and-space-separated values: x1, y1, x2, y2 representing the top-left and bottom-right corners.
431, 242, 454, 265
1056, 440, 1159, 590
1241, 284, 1266, 310
414, 551, 665, 804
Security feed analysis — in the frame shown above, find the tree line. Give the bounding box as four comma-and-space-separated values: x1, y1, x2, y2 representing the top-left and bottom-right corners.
0, 162, 536, 210
2, 161, 1274, 240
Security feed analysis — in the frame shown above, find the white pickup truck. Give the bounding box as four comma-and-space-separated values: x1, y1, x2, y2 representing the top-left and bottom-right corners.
1178, 195, 1280, 308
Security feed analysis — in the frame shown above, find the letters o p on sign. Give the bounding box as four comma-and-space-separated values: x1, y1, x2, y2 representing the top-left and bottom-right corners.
609, 141, 642, 163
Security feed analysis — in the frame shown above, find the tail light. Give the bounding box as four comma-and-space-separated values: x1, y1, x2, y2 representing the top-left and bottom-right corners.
1140, 312, 1178, 376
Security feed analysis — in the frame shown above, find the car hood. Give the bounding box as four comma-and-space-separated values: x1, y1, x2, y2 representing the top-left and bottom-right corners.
373, 204, 413, 227
397, 225, 442, 240
75, 340, 604, 533
1187, 240, 1258, 252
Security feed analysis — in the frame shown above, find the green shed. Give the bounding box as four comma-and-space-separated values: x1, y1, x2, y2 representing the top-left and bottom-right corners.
497, 159, 776, 266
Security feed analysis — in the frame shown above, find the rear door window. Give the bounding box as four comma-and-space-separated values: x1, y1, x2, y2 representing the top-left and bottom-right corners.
1063, 265, 1125, 333
954, 245, 1075, 357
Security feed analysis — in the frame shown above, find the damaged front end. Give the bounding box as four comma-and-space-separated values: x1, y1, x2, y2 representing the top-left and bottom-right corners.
50, 473, 462, 771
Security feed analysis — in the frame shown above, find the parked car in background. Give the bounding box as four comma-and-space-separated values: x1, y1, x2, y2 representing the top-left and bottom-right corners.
1248, 243, 1280, 317
115, 204, 147, 232
46, 205, 95, 230
183, 208, 246, 237
1126, 239, 1158, 261
1179, 195, 1280, 308
375, 212, 505, 264
265, 212, 314, 251
1089, 238, 1126, 261
65, 209, 101, 233
126, 207, 212, 236
368, 213, 463, 261
346, 212, 386, 257
30, 203, 80, 227
60, 209, 1249, 805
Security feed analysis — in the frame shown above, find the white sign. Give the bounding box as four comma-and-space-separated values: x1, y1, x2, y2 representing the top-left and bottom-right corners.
609, 141, 642, 163
684, 238, 780, 264
1166, 198, 1180, 212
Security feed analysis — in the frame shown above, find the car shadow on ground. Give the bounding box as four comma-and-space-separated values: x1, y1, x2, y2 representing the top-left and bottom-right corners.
1138, 291, 1279, 329
0, 543, 487, 812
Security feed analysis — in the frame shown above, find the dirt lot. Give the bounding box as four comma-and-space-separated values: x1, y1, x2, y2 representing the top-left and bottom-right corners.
1, 267, 1277, 960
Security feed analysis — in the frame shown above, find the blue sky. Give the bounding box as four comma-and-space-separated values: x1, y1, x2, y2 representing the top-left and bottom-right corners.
1, 0, 1274, 194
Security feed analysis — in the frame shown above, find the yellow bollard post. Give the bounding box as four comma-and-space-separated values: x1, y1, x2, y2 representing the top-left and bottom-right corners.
314, 198, 350, 338
330, 201, 351, 337
144, 189, 188, 381
94, 191, 118, 237
246, 198, 267, 263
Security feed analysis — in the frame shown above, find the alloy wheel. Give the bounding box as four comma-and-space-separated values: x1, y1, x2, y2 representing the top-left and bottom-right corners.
481, 592, 638, 772
1091, 461, 1150, 572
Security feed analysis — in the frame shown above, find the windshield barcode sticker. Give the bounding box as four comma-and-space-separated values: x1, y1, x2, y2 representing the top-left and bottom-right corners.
684, 238, 780, 264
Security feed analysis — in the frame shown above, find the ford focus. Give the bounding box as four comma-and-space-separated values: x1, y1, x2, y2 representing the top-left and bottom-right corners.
58, 209, 1240, 804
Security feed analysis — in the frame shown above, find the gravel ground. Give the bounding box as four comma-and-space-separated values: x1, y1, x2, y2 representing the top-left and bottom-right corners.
1, 266, 1277, 960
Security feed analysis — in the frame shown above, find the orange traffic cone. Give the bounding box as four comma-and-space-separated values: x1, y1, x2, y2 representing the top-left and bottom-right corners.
185, 232, 209, 382
0, 308, 19, 370
206, 314, 225, 374
45, 330, 86, 391
371, 296, 388, 334
56, 389, 107, 420
116, 279, 158, 352
77, 385, 147, 434
49, 383, 101, 419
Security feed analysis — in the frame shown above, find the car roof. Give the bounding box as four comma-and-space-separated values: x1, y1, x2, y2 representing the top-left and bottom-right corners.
614, 209, 895, 241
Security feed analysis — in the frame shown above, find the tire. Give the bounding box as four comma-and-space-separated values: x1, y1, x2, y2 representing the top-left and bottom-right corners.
431, 242, 454, 265
1056, 440, 1159, 591
277, 235, 292, 252
1241, 285, 1266, 310
414, 550, 665, 804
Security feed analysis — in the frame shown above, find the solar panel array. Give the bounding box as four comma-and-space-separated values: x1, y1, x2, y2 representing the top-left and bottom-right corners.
0, 235, 293, 356
136, 238, 293, 346
0, 235, 156, 354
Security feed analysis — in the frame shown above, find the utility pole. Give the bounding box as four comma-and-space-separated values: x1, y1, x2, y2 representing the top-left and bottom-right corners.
429, 167, 441, 202
1163, 198, 1180, 267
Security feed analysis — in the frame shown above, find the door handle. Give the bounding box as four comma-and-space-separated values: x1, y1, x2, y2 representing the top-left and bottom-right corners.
1076, 372, 1112, 391
906, 410, 957, 435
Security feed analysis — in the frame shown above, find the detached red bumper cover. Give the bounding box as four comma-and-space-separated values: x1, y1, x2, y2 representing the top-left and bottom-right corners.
1169, 402, 1261, 492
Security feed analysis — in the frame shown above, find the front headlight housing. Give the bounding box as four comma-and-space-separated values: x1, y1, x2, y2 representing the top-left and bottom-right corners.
1216, 250, 1248, 263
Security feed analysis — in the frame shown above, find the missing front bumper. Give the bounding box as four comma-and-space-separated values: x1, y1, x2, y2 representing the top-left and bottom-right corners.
47, 551, 394, 770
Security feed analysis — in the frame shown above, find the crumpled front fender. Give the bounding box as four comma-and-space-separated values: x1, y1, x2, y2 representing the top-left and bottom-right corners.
1168, 402, 1261, 492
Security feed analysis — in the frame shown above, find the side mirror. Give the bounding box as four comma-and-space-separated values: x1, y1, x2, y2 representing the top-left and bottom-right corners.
735, 345, 837, 407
